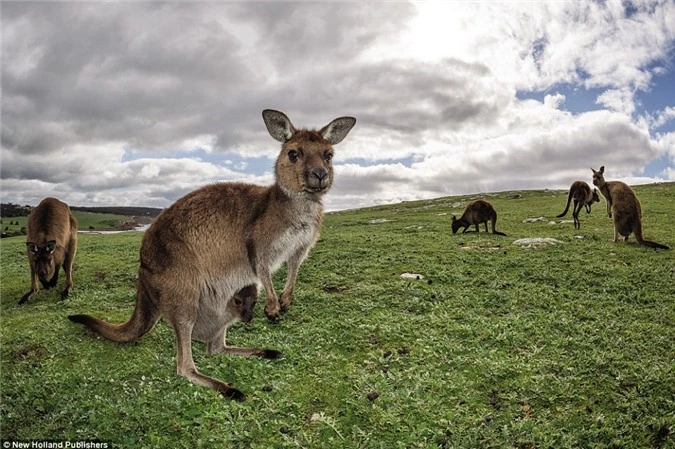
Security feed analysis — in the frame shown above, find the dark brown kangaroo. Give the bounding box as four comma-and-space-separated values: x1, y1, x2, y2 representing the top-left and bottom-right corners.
20, 197, 78, 305
556, 180, 600, 229
451, 200, 506, 236
591, 166, 668, 250
68, 109, 356, 400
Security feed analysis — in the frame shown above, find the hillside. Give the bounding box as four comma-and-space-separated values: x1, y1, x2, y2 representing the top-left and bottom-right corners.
0, 204, 162, 238
70, 206, 162, 217
1, 183, 673, 448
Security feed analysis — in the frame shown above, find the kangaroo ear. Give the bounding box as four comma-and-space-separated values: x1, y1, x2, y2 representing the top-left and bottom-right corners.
45, 240, 56, 254
599, 166, 605, 174
263, 109, 296, 143
320, 117, 356, 145
451, 215, 457, 222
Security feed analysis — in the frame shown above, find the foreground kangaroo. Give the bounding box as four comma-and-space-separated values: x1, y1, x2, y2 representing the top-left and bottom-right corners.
20, 197, 78, 305
69, 110, 356, 400
591, 166, 668, 249
451, 200, 507, 236
556, 180, 600, 229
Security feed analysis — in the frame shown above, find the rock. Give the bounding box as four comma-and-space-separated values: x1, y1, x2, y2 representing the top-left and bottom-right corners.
522, 216, 547, 223
369, 218, 390, 224
400, 272, 424, 280
512, 238, 564, 248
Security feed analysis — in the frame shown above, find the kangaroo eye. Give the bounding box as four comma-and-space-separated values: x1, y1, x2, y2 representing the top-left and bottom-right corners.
288, 150, 299, 163
324, 152, 333, 163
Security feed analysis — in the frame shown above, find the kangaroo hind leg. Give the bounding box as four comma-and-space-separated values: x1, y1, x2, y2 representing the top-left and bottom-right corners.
207, 325, 283, 359
572, 200, 582, 229
174, 320, 245, 401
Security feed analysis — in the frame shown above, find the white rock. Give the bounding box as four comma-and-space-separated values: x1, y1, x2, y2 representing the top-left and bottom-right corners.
522, 217, 548, 223
512, 238, 564, 248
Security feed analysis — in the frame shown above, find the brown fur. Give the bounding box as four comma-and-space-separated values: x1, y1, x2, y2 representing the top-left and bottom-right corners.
591, 166, 668, 250
451, 200, 506, 236
68, 110, 356, 400
20, 197, 78, 305
556, 180, 600, 229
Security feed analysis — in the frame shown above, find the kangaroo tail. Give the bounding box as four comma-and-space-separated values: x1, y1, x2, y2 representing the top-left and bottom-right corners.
491, 218, 507, 236
638, 240, 670, 250
556, 191, 573, 218
69, 282, 160, 343
634, 225, 670, 250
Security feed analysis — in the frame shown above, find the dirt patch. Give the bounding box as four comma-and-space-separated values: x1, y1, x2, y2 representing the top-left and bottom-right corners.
321, 284, 348, 294
460, 245, 502, 251
10, 343, 47, 365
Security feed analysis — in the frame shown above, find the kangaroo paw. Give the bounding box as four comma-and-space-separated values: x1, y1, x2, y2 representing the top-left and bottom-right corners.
260, 349, 284, 359
221, 387, 246, 402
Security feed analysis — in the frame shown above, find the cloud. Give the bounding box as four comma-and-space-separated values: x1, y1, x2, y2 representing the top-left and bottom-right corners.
1, 1, 674, 210
596, 88, 636, 116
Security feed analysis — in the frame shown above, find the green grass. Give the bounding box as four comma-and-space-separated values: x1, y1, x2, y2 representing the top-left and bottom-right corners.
1, 184, 674, 448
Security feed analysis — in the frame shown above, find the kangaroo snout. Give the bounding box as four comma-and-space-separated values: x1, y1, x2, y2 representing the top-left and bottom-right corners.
38, 269, 51, 284
308, 167, 330, 190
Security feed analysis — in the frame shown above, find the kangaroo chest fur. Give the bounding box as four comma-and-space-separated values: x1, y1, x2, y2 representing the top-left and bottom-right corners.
268, 218, 319, 272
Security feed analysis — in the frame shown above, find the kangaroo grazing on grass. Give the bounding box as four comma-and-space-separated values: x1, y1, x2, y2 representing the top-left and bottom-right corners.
451, 200, 507, 236
69, 110, 356, 400
591, 166, 669, 250
20, 197, 78, 305
556, 180, 600, 229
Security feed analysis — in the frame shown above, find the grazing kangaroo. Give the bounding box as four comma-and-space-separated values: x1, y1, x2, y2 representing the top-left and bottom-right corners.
591, 166, 669, 249
451, 200, 507, 236
20, 197, 78, 305
556, 180, 600, 229
69, 110, 356, 400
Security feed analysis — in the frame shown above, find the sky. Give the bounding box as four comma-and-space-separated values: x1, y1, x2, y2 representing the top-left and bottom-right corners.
2, 1, 675, 212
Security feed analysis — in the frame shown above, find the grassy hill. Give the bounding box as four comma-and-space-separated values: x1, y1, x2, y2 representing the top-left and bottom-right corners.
1, 183, 673, 448
0, 208, 160, 238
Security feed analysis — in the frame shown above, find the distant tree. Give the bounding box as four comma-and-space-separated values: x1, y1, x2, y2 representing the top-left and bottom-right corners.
4, 227, 8, 231
20, 227, 27, 235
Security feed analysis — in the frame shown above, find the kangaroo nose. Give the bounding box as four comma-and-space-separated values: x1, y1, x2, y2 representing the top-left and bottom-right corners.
311, 168, 328, 184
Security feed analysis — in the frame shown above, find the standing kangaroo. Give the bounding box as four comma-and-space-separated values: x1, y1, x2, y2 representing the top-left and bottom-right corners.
451, 200, 507, 236
591, 166, 668, 249
20, 197, 78, 305
556, 180, 600, 229
69, 110, 356, 400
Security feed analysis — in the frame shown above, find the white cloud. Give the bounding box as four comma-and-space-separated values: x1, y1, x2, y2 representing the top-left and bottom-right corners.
544, 93, 566, 109
649, 106, 675, 129
1, 1, 673, 210
596, 88, 636, 116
